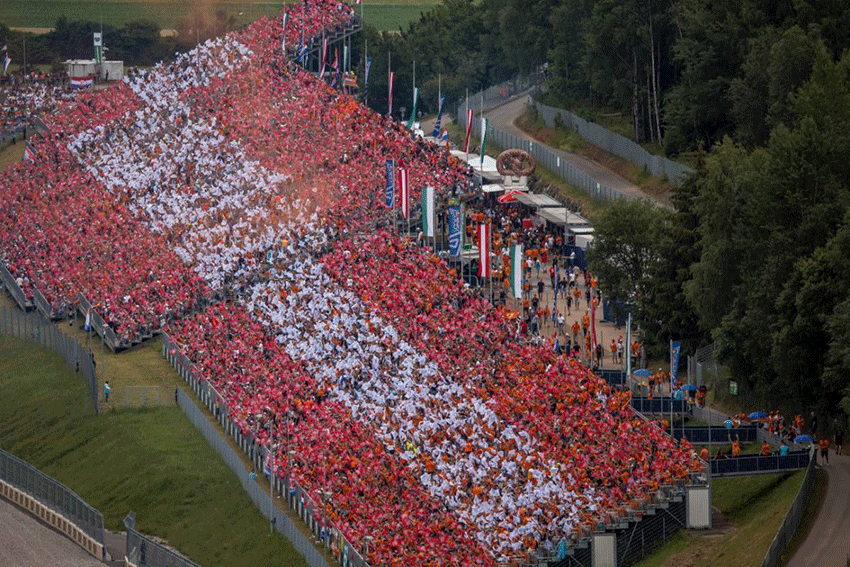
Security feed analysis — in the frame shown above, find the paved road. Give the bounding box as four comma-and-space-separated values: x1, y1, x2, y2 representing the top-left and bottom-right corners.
787, 451, 850, 567
484, 96, 650, 201
0, 498, 103, 567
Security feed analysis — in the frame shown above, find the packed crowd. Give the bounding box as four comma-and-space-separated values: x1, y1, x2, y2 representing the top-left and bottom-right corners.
0, 72, 74, 136
0, 2, 697, 565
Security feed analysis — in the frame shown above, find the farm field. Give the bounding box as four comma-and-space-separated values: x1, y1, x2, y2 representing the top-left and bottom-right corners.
0, 0, 439, 31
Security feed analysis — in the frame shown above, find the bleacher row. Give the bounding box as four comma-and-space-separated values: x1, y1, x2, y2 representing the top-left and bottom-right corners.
0, 3, 701, 567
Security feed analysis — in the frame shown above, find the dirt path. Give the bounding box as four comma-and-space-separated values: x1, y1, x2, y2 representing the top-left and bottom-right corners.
787, 451, 850, 567
484, 96, 657, 203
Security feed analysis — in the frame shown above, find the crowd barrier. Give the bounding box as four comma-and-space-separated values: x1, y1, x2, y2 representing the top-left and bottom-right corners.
0, 261, 32, 310
595, 369, 626, 386
0, 448, 105, 559
709, 450, 811, 477
163, 332, 369, 567
671, 424, 759, 444
760, 456, 817, 567
77, 293, 121, 352
124, 510, 200, 567
0, 303, 99, 415
631, 397, 689, 415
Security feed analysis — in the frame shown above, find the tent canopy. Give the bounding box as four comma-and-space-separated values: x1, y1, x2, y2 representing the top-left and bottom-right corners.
513, 192, 562, 208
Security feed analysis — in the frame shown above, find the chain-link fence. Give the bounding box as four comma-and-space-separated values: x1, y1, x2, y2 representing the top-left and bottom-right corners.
164, 331, 369, 567
0, 448, 105, 547
125, 511, 200, 567
761, 456, 816, 567
458, 75, 540, 116
0, 303, 99, 415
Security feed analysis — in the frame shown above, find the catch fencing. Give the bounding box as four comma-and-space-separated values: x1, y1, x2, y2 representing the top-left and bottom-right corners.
0, 303, 99, 415
531, 101, 694, 186
124, 511, 200, 567
0, 448, 105, 547
458, 75, 540, 115
760, 455, 817, 567
163, 332, 369, 567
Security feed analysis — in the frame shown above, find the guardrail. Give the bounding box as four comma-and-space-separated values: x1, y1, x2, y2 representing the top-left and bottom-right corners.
710, 450, 811, 477
671, 424, 760, 444
0, 448, 105, 559
0, 261, 32, 310
31, 284, 60, 320
77, 293, 120, 352
760, 455, 817, 567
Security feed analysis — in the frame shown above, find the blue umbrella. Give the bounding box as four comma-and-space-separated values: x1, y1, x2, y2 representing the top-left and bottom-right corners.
794, 435, 813, 444
633, 369, 652, 377
680, 384, 698, 392
748, 411, 767, 419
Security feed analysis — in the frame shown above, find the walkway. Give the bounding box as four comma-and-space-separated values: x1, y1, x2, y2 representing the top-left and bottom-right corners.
787, 451, 850, 567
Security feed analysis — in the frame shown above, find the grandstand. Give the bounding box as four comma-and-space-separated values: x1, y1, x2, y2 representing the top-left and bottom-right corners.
0, 1, 701, 566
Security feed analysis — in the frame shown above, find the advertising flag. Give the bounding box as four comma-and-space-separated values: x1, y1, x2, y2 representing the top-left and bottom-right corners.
388, 71, 395, 117
478, 223, 491, 277
320, 37, 328, 79
480, 117, 489, 166
448, 203, 462, 257
281, 12, 289, 55
464, 108, 473, 154
432, 93, 446, 138
398, 167, 409, 218
510, 244, 523, 299
93, 33, 103, 65
406, 87, 419, 130
670, 340, 682, 390
422, 186, 435, 238
364, 56, 372, 90
384, 159, 395, 209
2, 45, 10, 75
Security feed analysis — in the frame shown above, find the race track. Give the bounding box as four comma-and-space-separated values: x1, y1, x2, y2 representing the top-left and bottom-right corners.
0, 498, 103, 567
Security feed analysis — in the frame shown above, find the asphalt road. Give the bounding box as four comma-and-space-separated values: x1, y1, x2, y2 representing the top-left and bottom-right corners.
787, 451, 850, 567
0, 498, 103, 567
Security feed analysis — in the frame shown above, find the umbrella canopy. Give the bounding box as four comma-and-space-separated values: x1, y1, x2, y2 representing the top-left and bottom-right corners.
497, 190, 527, 204
748, 411, 767, 419
680, 384, 698, 391
633, 369, 652, 377
794, 435, 813, 444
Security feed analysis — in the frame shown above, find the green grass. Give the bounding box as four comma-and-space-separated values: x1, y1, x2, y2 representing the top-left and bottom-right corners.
634, 470, 806, 567
0, 0, 439, 31
0, 334, 308, 567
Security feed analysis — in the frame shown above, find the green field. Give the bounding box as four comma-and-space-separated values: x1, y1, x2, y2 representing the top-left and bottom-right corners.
0, 334, 308, 567
0, 0, 439, 31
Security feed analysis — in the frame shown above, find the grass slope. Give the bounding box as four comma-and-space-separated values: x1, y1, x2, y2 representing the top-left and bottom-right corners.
0, 0, 440, 31
0, 334, 307, 567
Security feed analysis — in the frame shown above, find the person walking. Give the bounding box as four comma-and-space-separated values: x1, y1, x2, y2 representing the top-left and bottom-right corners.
835, 426, 844, 456
810, 411, 818, 437
104, 380, 110, 403
818, 437, 829, 465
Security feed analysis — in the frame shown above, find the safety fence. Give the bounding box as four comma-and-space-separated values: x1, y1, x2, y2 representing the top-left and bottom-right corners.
710, 450, 810, 478
458, 75, 540, 116
0, 261, 32, 310
163, 332, 369, 567
631, 397, 689, 415
531, 101, 694, 186
124, 510, 200, 567
0, 448, 105, 548
0, 303, 99, 415
671, 424, 759, 444
596, 369, 627, 386
760, 455, 817, 567
77, 293, 122, 352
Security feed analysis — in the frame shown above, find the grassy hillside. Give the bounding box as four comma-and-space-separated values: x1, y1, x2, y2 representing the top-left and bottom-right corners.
0, 334, 307, 567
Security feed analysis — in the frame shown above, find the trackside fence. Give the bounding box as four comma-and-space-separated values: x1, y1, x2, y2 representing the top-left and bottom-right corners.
0, 448, 105, 549
760, 455, 816, 567
163, 332, 369, 567
0, 303, 99, 415
124, 511, 200, 567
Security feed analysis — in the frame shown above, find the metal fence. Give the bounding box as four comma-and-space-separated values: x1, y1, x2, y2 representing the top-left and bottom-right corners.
531, 101, 694, 186
125, 511, 200, 567
671, 424, 759, 444
710, 450, 811, 478
0, 448, 105, 548
0, 304, 99, 415
164, 332, 370, 567
761, 455, 817, 567
631, 397, 689, 415
458, 74, 540, 116
0, 261, 32, 310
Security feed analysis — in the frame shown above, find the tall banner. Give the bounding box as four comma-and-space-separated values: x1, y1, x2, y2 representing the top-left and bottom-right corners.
432, 93, 446, 138
364, 57, 372, 91
422, 186, 435, 238
93, 32, 103, 65
480, 117, 488, 166
343, 44, 350, 72
670, 340, 682, 390
478, 223, 491, 277
320, 37, 328, 79
448, 203, 462, 257
464, 108, 473, 154
397, 167, 409, 219
384, 159, 395, 209
281, 12, 289, 55
388, 71, 395, 117
406, 87, 419, 130
510, 244, 523, 299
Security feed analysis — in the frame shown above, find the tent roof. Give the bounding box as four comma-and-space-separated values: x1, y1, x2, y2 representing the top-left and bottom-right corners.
513, 192, 562, 208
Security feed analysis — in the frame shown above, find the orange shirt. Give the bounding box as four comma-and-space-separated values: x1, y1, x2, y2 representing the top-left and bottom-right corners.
819, 438, 829, 450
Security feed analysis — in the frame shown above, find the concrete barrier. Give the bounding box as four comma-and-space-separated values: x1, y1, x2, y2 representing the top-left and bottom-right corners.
0, 479, 105, 560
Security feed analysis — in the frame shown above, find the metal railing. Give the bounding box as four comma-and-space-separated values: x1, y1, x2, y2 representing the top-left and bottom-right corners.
0, 261, 32, 310
0, 448, 105, 548
0, 303, 99, 415
458, 75, 540, 116
77, 293, 121, 352
760, 455, 817, 567
710, 450, 811, 478
631, 397, 689, 415
670, 424, 760, 444
163, 332, 369, 567
531, 101, 695, 186
125, 511, 200, 567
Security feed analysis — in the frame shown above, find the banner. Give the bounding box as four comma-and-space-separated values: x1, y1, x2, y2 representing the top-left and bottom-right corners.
281, 12, 288, 55
477, 223, 490, 277
480, 117, 488, 166
432, 93, 446, 138
398, 167, 409, 219
388, 71, 394, 117
510, 244, 523, 299
406, 87, 419, 130
343, 44, 349, 72
93, 32, 103, 65
448, 203, 462, 256
464, 108, 473, 154
421, 186, 435, 238
384, 159, 395, 209
320, 37, 328, 79
70, 76, 94, 89
2, 45, 10, 76
364, 56, 372, 91
670, 340, 681, 390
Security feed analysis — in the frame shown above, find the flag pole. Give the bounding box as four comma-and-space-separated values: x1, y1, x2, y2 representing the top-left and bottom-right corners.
465, 88, 469, 162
